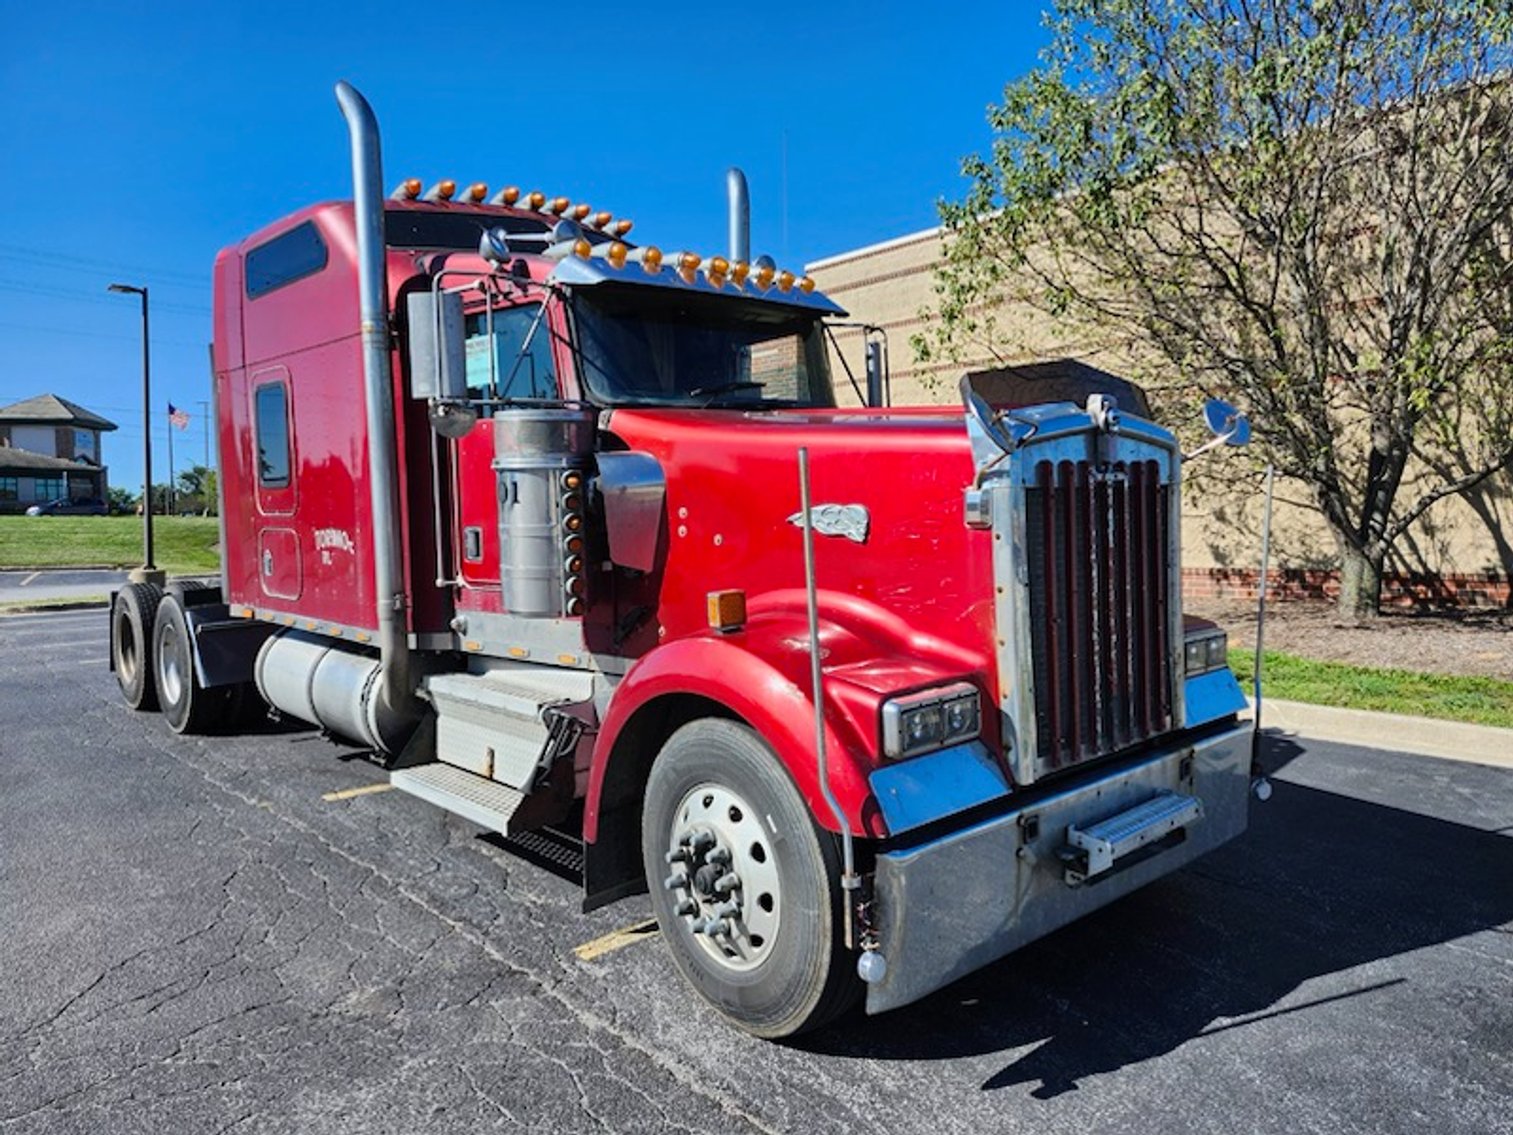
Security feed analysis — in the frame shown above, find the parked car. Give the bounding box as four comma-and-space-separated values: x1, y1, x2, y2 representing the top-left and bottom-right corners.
24, 497, 109, 516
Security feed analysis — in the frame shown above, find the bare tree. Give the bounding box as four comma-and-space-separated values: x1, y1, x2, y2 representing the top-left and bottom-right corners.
919, 0, 1513, 618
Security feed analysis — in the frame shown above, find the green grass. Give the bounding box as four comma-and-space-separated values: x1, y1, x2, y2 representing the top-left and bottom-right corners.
1231, 647, 1513, 729
0, 516, 221, 574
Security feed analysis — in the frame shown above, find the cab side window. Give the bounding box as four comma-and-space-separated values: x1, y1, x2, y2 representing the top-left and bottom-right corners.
246, 222, 328, 299
464, 303, 558, 400
255, 383, 291, 487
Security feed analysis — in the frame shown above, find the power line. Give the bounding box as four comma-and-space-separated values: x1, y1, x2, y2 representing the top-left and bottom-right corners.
0, 242, 208, 288
0, 320, 204, 347
0, 279, 210, 315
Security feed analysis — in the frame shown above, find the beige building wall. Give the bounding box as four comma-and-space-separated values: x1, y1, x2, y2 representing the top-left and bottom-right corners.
807, 228, 1512, 601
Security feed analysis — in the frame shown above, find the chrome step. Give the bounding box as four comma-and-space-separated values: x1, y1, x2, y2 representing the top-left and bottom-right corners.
1065, 791, 1203, 881
391, 762, 528, 833
425, 667, 592, 789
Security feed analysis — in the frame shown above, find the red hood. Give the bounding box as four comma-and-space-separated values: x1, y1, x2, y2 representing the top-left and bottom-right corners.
603, 406, 997, 694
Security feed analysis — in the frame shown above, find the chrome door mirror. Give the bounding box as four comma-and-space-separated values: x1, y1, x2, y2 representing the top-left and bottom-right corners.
407, 290, 468, 400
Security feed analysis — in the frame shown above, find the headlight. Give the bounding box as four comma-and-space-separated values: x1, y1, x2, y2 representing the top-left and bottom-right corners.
881, 682, 981, 759
1184, 629, 1229, 675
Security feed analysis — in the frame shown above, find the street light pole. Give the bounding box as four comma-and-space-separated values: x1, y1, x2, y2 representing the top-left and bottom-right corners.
107, 283, 160, 582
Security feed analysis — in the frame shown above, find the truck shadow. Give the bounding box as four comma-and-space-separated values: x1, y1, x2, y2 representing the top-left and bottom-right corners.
800, 733, 1513, 1098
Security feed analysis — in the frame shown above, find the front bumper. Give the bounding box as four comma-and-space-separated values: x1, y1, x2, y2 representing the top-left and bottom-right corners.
866, 720, 1252, 1014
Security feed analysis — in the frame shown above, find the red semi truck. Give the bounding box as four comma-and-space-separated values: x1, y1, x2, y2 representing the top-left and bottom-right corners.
109, 83, 1260, 1038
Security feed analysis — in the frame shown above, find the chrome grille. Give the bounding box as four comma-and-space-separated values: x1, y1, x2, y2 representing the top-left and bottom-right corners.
1023, 457, 1173, 770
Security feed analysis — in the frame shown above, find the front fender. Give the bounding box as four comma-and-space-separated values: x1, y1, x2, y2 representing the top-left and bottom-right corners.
585, 629, 882, 842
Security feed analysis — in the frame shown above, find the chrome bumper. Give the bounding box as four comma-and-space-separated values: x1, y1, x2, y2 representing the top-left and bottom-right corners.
866, 721, 1252, 1014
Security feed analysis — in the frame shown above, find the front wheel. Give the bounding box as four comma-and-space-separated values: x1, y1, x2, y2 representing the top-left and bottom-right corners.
641, 719, 860, 1038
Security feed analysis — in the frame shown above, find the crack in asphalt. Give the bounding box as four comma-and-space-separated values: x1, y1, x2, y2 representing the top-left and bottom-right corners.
1, 646, 779, 1135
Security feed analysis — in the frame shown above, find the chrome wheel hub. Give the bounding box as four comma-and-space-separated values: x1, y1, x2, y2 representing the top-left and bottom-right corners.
157, 624, 182, 705
662, 782, 780, 971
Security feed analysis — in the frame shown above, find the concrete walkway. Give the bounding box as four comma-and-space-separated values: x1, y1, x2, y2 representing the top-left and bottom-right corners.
1255, 698, 1513, 769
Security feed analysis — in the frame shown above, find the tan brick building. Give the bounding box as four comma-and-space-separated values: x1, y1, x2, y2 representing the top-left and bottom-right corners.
808, 229, 1512, 607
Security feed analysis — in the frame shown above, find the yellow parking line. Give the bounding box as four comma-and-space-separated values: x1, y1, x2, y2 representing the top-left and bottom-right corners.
574, 919, 660, 961
321, 783, 395, 802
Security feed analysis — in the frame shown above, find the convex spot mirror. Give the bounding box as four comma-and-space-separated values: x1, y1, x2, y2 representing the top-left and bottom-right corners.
429, 399, 478, 439
961, 380, 1034, 455
1203, 399, 1251, 447
1185, 398, 1252, 461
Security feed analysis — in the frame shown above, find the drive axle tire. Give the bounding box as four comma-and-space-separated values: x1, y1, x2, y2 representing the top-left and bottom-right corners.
111, 583, 162, 711
641, 719, 861, 1039
153, 594, 230, 734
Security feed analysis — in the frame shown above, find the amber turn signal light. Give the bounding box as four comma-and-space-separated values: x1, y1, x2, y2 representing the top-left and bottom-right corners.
706, 590, 747, 633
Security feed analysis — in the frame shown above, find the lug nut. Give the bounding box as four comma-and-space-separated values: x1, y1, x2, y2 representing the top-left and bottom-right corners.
714, 872, 740, 894
663, 873, 684, 892
703, 918, 730, 937
713, 901, 740, 920
690, 831, 715, 853
706, 847, 731, 866
675, 898, 698, 916
665, 848, 690, 864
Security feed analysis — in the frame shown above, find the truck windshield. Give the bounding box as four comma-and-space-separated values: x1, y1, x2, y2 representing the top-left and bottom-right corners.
571, 285, 835, 408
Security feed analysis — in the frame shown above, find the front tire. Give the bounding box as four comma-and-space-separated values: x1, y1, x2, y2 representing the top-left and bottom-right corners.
153, 594, 230, 734
111, 583, 162, 711
641, 719, 860, 1038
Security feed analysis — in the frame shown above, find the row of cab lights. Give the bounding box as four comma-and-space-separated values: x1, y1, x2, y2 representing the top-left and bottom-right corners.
392, 177, 816, 296
391, 178, 634, 236
624, 248, 818, 297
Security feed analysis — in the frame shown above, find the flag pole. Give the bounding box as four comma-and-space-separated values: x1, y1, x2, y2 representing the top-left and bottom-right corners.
166, 404, 175, 517
197, 400, 209, 470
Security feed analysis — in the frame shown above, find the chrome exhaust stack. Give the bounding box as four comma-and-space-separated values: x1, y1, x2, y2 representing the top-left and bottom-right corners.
334, 80, 412, 718
726, 167, 750, 264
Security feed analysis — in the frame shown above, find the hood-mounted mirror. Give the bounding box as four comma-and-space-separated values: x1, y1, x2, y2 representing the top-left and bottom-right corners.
1185, 398, 1251, 460
479, 226, 513, 265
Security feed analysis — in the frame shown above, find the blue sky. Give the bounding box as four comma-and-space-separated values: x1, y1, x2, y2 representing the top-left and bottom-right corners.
0, 1, 1048, 494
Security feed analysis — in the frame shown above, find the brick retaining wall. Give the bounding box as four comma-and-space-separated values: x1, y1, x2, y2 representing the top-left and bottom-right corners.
1183, 567, 1511, 609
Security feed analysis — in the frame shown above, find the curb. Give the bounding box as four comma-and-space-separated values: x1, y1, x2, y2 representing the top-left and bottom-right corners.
0, 599, 111, 616
1252, 698, 1513, 770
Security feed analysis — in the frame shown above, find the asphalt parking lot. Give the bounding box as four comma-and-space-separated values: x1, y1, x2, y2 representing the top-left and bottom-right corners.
0, 570, 128, 604
2, 607, 1510, 1134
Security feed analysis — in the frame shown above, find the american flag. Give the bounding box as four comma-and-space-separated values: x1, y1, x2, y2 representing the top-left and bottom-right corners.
168, 403, 190, 430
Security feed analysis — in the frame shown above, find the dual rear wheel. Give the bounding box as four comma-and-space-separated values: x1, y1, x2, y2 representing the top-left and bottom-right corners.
111, 585, 238, 734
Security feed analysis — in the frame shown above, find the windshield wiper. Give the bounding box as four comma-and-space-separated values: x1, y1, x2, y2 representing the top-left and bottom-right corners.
688, 380, 766, 405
